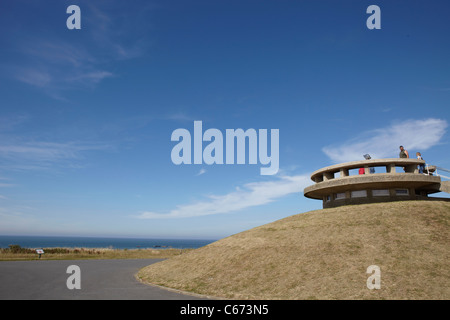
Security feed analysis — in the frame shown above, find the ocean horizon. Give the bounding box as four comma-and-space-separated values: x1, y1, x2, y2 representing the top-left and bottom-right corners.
0, 235, 217, 250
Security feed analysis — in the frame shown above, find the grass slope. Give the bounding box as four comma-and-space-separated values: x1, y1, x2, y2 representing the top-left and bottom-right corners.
138, 201, 449, 299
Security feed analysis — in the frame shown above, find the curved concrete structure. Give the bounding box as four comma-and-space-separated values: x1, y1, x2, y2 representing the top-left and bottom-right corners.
304, 158, 447, 208
441, 181, 450, 194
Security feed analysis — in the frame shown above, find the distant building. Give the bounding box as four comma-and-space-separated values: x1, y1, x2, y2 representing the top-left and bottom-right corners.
304, 158, 450, 208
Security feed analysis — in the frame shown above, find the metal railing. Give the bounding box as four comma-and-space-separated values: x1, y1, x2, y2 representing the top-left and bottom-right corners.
434, 166, 450, 180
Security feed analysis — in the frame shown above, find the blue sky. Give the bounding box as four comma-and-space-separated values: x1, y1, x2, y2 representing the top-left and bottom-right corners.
0, 0, 449, 239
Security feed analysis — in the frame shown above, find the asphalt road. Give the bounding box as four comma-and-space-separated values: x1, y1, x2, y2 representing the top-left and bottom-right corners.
0, 259, 207, 300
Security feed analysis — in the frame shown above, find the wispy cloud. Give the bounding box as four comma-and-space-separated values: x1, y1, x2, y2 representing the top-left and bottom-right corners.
136, 174, 310, 219
86, 2, 150, 61
196, 168, 207, 176
163, 112, 196, 123
0, 140, 111, 171
0, 205, 40, 234
10, 39, 114, 95
322, 118, 448, 163
5, 2, 152, 99
68, 71, 114, 84
21, 40, 96, 68
14, 68, 52, 88
0, 114, 30, 132
0, 141, 107, 161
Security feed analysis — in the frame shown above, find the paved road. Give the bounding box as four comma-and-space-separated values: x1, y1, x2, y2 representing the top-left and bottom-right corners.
0, 259, 206, 300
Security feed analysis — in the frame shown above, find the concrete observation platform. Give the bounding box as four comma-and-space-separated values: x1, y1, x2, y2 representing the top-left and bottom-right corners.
304, 158, 449, 208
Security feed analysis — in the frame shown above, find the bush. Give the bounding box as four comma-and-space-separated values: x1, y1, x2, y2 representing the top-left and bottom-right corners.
43, 248, 70, 254
7, 244, 34, 254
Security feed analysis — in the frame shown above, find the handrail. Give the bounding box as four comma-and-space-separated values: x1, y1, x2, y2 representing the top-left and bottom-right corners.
311, 158, 427, 182
434, 166, 450, 180
435, 166, 450, 173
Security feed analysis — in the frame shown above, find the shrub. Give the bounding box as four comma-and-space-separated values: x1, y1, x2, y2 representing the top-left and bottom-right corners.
7, 244, 34, 254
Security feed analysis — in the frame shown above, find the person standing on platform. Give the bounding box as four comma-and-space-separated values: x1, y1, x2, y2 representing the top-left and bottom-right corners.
399, 146, 409, 158
416, 152, 425, 174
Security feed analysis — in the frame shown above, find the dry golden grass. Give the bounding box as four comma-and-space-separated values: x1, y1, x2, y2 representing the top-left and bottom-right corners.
138, 201, 450, 300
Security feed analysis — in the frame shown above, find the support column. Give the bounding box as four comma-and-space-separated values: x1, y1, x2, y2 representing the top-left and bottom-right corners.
323, 172, 334, 181
340, 168, 349, 177
386, 164, 396, 174
389, 188, 396, 197
410, 188, 416, 200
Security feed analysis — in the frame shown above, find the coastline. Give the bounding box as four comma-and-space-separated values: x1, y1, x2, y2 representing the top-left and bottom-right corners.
0, 235, 216, 251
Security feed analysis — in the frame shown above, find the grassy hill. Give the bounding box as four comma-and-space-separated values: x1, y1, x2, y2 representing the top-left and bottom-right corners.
137, 201, 449, 299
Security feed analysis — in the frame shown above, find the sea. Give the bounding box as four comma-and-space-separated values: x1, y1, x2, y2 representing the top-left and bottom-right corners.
0, 235, 216, 250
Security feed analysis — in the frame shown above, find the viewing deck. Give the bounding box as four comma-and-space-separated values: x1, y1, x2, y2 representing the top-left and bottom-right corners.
304, 158, 445, 208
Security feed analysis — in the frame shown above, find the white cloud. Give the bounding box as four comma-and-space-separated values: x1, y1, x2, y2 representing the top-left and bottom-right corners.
196, 168, 207, 176
322, 118, 448, 163
68, 71, 114, 84
0, 140, 111, 171
136, 174, 311, 219
0, 141, 106, 161
14, 69, 52, 88
6, 2, 152, 99
0, 114, 115, 172
12, 38, 110, 85
163, 112, 196, 122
